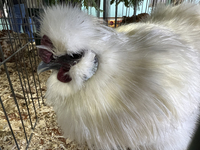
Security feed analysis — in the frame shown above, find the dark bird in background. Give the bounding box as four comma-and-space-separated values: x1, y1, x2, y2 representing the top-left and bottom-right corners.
37, 3, 200, 150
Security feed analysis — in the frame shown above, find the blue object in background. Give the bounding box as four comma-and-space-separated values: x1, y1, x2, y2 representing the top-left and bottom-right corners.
9, 4, 25, 33
8, 3, 34, 42
23, 16, 34, 42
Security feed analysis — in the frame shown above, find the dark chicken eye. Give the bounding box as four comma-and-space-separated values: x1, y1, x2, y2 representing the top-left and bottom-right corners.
70, 53, 83, 59
53, 55, 58, 59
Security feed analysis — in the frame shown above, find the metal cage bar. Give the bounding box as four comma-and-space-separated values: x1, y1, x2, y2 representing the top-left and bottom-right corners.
0, 0, 44, 149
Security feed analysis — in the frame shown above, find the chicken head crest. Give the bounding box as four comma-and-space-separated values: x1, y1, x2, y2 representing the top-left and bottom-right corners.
37, 4, 200, 150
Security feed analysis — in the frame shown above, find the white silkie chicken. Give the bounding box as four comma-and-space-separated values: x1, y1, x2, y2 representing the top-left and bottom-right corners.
37, 3, 200, 150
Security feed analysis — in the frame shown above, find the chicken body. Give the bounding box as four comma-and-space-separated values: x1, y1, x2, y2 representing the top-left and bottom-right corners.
38, 3, 200, 150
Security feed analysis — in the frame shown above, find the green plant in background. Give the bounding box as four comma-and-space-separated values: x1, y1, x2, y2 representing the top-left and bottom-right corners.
110, 0, 144, 8
48, 0, 57, 6
110, 0, 145, 22
46, 0, 100, 9
83, 0, 100, 10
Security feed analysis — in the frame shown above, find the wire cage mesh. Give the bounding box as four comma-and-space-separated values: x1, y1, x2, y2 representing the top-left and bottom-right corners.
0, 0, 46, 149
0, 0, 200, 149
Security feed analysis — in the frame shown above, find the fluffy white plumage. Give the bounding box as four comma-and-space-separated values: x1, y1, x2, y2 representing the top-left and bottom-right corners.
38, 3, 200, 150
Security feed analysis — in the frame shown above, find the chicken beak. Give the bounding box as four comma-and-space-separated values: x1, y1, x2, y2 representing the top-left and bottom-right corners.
37, 61, 61, 75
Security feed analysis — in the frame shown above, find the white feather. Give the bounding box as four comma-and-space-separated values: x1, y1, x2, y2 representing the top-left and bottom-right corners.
40, 3, 200, 150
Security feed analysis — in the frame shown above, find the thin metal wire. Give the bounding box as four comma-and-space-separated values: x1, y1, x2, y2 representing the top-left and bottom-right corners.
2, 10, 33, 113
1, 0, 38, 130
128, 7, 131, 17
0, 44, 28, 144
122, 2, 124, 17
0, 97, 20, 150
145, 0, 149, 13
141, 1, 144, 13
126, 6, 128, 16
1, 1, 33, 119
26, 0, 44, 104
0, 0, 44, 149
96, 0, 100, 18
1, 2, 34, 145
25, 117, 38, 150
0, 41, 35, 130
0, 42, 29, 65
